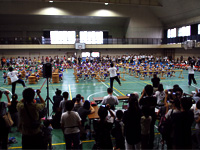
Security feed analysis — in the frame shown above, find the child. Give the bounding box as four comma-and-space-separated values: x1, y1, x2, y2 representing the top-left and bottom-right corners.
112, 110, 125, 150
141, 106, 152, 149
25, 69, 30, 82
59, 69, 63, 81
43, 119, 53, 150
3, 71, 7, 84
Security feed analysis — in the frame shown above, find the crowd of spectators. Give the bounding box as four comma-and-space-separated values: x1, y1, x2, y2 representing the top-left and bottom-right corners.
1, 55, 200, 68
0, 79, 200, 149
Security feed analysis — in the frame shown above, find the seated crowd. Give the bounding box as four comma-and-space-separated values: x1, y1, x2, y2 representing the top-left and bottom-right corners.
0, 83, 200, 150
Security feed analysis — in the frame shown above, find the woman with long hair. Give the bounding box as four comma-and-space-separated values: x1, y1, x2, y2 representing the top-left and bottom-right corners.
123, 94, 141, 149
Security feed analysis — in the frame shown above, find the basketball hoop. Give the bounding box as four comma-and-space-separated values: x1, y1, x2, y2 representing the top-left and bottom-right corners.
78, 45, 82, 50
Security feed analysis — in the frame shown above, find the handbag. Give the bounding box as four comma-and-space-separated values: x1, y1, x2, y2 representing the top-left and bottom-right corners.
3, 112, 14, 127
0, 102, 14, 127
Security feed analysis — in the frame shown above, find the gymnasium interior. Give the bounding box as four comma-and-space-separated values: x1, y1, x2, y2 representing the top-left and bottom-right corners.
1, 0, 200, 149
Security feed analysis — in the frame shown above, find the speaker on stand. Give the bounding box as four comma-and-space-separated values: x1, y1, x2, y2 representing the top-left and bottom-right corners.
43, 63, 53, 117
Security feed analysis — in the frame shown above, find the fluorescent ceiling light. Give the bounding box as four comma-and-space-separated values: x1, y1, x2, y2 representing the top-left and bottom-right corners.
49, 1, 53, 3
105, 3, 109, 5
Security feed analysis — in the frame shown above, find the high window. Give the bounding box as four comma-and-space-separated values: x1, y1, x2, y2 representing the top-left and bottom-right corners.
80, 31, 103, 44
50, 31, 76, 44
178, 26, 191, 37
167, 28, 176, 38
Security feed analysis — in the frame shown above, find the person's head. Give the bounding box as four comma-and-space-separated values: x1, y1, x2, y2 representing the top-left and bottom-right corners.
11, 94, 18, 102
107, 88, 113, 94
145, 85, 153, 96
142, 106, 150, 118
98, 106, 108, 121
55, 89, 62, 96
8, 67, 13, 72
65, 100, 74, 112
153, 74, 157, 78
158, 84, 164, 92
110, 63, 114, 67
76, 94, 82, 103
180, 97, 193, 111
23, 88, 35, 104
196, 100, 200, 109
83, 100, 90, 110
173, 84, 180, 90
128, 95, 139, 111
63, 92, 69, 100
171, 98, 181, 110
116, 110, 123, 120
43, 119, 51, 128
173, 87, 183, 99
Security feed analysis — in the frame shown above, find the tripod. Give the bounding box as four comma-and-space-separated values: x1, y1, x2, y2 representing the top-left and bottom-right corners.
45, 77, 54, 117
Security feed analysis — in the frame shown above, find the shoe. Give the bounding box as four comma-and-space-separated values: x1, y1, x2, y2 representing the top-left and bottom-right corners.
119, 84, 122, 86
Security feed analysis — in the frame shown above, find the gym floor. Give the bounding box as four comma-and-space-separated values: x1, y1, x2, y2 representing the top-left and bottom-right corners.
0, 68, 199, 150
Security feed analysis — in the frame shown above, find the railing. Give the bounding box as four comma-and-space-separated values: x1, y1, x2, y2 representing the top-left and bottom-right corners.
162, 35, 200, 44
1, 36, 200, 45
0, 37, 162, 45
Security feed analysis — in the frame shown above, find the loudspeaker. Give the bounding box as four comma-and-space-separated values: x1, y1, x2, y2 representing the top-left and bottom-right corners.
43, 63, 52, 78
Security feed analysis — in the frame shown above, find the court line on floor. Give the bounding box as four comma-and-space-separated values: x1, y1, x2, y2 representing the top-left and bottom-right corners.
101, 81, 119, 96
191, 84, 200, 89
0, 87, 12, 95
68, 84, 72, 100
87, 91, 107, 100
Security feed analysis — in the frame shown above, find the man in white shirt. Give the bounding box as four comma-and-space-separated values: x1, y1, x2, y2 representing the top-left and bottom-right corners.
59, 92, 69, 113
108, 63, 121, 89
102, 88, 119, 110
7, 67, 26, 94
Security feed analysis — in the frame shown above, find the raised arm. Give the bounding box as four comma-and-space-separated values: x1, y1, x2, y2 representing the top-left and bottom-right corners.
5, 91, 11, 106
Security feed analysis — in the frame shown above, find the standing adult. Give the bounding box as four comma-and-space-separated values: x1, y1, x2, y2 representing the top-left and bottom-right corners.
170, 97, 194, 149
17, 88, 45, 149
139, 85, 157, 149
151, 74, 160, 92
59, 92, 69, 113
123, 94, 141, 149
108, 63, 121, 89
0, 91, 11, 149
188, 63, 197, 86
7, 67, 26, 94
61, 100, 81, 150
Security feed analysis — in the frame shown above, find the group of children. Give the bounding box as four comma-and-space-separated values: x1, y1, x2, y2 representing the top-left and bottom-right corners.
2, 64, 65, 84
73, 61, 180, 81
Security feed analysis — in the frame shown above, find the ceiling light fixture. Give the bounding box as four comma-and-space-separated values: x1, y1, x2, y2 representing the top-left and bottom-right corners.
49, 1, 53, 3
105, 3, 109, 5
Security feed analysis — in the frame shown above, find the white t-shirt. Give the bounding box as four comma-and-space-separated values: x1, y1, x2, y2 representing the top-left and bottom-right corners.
188, 66, 195, 74
108, 67, 117, 77
102, 94, 119, 106
7, 71, 18, 83
60, 111, 81, 134
154, 91, 165, 105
